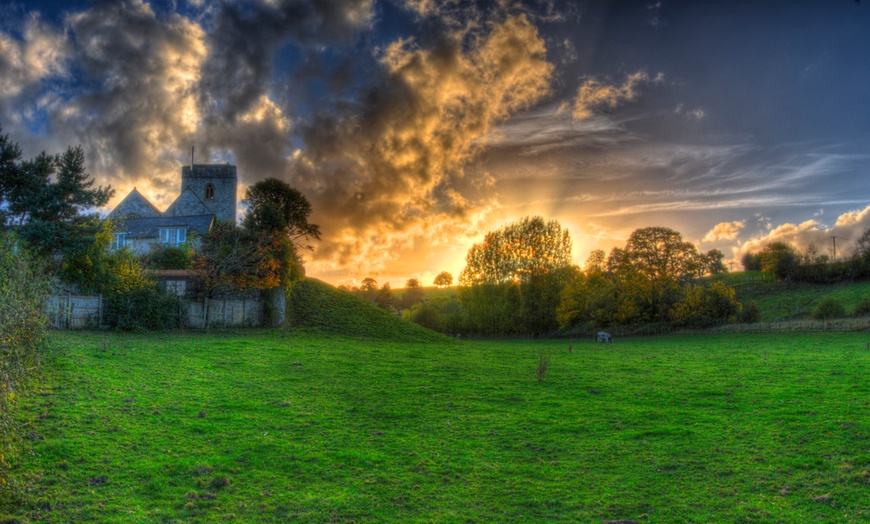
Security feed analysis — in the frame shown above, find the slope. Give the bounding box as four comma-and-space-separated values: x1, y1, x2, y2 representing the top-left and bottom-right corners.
286, 278, 447, 342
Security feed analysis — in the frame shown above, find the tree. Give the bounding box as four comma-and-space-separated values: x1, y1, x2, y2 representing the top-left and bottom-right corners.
433, 271, 453, 287
585, 249, 606, 274
760, 242, 799, 281
459, 216, 572, 285
376, 283, 396, 311
741, 252, 762, 271
0, 128, 113, 263
400, 278, 425, 309
242, 177, 320, 249
702, 249, 727, 275
622, 227, 701, 282
193, 222, 293, 297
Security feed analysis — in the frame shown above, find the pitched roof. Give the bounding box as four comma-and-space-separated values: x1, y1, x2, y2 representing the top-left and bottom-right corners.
106, 187, 162, 220
163, 186, 212, 217
117, 214, 214, 239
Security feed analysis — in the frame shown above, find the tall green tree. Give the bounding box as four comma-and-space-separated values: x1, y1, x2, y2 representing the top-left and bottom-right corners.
760, 242, 799, 281
459, 216, 572, 285
0, 128, 113, 263
242, 177, 320, 249
622, 227, 701, 282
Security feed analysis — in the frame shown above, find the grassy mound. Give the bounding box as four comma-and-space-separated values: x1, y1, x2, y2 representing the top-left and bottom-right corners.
286, 278, 446, 342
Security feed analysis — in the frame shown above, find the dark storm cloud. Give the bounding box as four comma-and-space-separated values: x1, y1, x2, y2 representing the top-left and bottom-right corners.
287, 12, 554, 272
197, 0, 373, 123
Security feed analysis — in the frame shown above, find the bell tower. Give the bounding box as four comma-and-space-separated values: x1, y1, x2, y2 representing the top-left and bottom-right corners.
180, 164, 238, 223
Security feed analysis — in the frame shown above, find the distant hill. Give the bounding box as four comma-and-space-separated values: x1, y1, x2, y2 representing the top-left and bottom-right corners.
286, 278, 448, 342
712, 271, 870, 322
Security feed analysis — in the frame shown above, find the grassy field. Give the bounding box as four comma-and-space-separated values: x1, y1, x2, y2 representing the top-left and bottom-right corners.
714, 272, 870, 321
4, 329, 870, 523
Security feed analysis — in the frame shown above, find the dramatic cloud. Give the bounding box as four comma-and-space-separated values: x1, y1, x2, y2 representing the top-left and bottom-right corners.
0, 13, 68, 103
703, 221, 745, 243
572, 71, 664, 121
2, 1, 211, 207
290, 13, 554, 276
736, 205, 870, 261
198, 0, 374, 123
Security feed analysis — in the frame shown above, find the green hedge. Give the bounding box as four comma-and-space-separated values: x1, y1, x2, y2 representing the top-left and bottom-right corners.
0, 233, 49, 499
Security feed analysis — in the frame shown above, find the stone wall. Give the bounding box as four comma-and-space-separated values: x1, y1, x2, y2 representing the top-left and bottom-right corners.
181, 165, 238, 224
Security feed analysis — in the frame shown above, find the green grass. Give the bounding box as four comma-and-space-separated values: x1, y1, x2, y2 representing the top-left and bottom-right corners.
718, 272, 870, 321
287, 278, 446, 342
4, 330, 870, 523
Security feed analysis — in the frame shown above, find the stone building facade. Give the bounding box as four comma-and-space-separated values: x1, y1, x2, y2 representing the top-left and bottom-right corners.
107, 164, 238, 254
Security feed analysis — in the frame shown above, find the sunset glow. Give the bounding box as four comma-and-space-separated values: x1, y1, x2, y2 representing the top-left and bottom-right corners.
3, 1, 870, 287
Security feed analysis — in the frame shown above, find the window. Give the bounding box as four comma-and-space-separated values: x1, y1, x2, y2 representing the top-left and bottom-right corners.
158, 227, 187, 247
204, 183, 215, 200
165, 280, 187, 297
112, 233, 127, 250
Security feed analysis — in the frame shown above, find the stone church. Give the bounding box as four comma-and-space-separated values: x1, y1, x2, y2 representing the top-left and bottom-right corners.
107, 164, 237, 253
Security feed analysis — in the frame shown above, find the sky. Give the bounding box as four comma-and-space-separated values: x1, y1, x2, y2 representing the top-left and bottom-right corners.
2, 0, 870, 287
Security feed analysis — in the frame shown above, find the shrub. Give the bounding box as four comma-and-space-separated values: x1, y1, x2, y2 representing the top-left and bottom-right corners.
739, 301, 762, 323
855, 298, 870, 317
0, 233, 49, 500
146, 244, 191, 270
104, 285, 183, 331
812, 298, 845, 320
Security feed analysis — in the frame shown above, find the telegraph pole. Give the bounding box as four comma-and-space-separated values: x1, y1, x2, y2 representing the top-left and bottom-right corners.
831, 236, 838, 262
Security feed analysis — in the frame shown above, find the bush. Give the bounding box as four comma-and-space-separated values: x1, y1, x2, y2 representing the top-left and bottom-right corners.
146, 245, 191, 270
0, 233, 49, 500
812, 298, 845, 320
739, 301, 761, 323
855, 298, 870, 317
104, 285, 183, 331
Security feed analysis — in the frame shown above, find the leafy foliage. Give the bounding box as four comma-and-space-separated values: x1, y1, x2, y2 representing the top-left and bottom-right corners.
0, 128, 113, 263
0, 233, 48, 499
558, 227, 741, 331
433, 271, 453, 287
145, 244, 192, 270
400, 279, 425, 309
242, 177, 320, 250
193, 223, 299, 297
459, 216, 571, 285
812, 297, 845, 320
103, 284, 184, 331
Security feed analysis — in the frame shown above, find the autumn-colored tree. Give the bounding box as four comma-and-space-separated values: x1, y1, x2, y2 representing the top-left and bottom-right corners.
193, 223, 295, 297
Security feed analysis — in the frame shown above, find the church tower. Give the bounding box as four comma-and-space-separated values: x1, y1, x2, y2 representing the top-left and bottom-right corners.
179, 164, 238, 224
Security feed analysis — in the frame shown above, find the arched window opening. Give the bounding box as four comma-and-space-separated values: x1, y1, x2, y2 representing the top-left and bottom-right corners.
205, 183, 215, 200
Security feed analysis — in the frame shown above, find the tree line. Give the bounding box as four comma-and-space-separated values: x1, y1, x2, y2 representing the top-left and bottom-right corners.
343, 217, 751, 337
742, 235, 870, 284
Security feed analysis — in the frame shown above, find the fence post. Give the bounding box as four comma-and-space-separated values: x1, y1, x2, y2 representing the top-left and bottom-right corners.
98, 294, 103, 327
